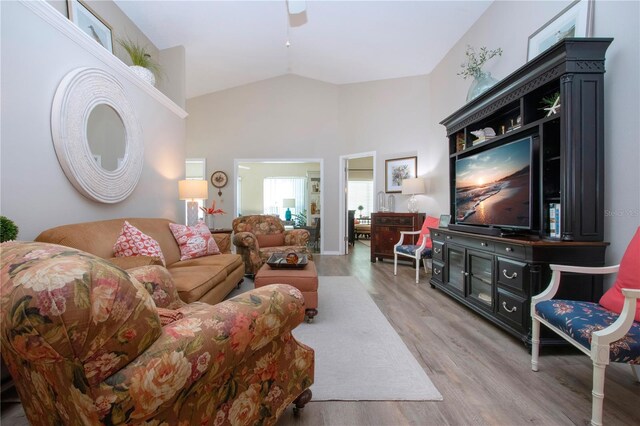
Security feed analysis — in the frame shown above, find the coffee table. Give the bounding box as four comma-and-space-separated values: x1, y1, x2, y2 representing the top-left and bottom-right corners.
254, 260, 318, 322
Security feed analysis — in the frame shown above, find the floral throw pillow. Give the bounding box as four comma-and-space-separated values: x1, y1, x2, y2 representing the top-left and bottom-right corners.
113, 220, 166, 266
169, 221, 220, 261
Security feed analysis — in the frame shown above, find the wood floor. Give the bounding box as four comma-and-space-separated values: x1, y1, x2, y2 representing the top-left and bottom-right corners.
2, 242, 638, 425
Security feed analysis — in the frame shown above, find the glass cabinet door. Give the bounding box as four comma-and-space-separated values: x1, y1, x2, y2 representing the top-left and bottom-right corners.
446, 245, 465, 293
468, 251, 493, 308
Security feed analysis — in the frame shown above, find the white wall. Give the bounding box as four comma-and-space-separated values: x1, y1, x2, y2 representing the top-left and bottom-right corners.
186, 0, 638, 263
427, 0, 640, 273
0, 1, 186, 240
187, 74, 341, 247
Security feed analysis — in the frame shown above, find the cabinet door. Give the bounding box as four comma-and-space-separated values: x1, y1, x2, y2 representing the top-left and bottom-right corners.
446, 245, 465, 293
467, 250, 494, 309
374, 226, 400, 256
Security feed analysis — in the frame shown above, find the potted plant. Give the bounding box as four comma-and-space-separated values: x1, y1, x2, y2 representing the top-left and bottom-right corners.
458, 45, 503, 102
117, 38, 161, 86
292, 210, 308, 228
357, 205, 364, 218
0, 216, 19, 242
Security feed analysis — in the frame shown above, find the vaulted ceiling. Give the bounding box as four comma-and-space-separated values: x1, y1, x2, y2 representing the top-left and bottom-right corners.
115, 1, 492, 99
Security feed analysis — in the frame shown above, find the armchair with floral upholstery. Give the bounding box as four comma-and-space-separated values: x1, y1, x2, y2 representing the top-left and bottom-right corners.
232, 215, 312, 275
0, 241, 314, 426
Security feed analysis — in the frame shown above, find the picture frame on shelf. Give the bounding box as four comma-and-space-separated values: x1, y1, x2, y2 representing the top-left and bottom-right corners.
438, 214, 451, 228
67, 0, 113, 53
527, 0, 594, 61
385, 156, 417, 193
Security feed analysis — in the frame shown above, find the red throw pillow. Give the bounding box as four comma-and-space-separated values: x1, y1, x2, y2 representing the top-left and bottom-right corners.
113, 221, 166, 266
256, 233, 285, 248
599, 227, 640, 321
169, 222, 220, 261
416, 216, 441, 249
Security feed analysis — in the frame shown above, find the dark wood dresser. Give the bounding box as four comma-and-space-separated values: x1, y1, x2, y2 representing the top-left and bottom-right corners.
370, 212, 425, 262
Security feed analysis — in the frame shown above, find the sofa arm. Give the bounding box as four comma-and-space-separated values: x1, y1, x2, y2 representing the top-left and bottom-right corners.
128, 265, 185, 309
212, 233, 231, 253
96, 284, 307, 423
233, 231, 258, 249
284, 229, 310, 246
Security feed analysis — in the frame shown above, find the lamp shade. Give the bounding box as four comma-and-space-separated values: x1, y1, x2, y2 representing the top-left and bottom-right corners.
283, 198, 296, 208
401, 178, 425, 195
178, 180, 208, 200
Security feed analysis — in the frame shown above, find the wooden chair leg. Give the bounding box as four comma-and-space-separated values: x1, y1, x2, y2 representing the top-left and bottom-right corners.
293, 388, 312, 415
591, 362, 606, 426
531, 316, 540, 372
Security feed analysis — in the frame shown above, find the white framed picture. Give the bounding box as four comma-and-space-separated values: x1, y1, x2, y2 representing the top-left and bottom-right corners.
385, 156, 417, 193
527, 0, 594, 61
68, 0, 113, 53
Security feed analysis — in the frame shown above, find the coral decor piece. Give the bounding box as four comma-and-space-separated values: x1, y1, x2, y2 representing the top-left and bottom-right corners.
200, 200, 226, 216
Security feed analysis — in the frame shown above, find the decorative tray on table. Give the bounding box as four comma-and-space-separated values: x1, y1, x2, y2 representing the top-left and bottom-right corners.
266, 252, 308, 269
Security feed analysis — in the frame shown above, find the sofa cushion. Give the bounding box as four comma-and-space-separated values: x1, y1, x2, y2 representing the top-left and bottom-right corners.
168, 265, 228, 303
169, 222, 220, 261
256, 233, 285, 248
170, 253, 243, 277
599, 227, 640, 321
113, 221, 167, 266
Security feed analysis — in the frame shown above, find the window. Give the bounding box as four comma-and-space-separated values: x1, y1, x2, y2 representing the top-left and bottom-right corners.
263, 177, 306, 220
185, 158, 206, 219
348, 180, 374, 217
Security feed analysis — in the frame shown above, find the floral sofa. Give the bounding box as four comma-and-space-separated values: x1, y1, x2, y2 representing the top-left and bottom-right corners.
0, 241, 314, 425
232, 215, 312, 275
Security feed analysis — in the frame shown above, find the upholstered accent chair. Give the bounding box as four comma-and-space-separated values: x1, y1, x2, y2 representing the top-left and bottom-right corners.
531, 227, 640, 426
394, 215, 440, 283
232, 215, 312, 275
0, 241, 314, 426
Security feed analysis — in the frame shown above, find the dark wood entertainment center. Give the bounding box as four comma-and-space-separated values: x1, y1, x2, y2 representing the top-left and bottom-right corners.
432, 38, 612, 346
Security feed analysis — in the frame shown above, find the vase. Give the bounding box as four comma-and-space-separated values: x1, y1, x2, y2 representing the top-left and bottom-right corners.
129, 65, 156, 87
205, 214, 215, 230
466, 71, 497, 102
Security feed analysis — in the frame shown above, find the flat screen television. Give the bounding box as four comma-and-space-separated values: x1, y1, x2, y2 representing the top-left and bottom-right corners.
455, 136, 532, 230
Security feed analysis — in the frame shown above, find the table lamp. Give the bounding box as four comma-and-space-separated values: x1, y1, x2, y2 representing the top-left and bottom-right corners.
179, 180, 208, 226
283, 198, 296, 221
402, 178, 425, 213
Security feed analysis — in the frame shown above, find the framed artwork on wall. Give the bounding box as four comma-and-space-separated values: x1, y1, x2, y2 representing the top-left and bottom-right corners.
385, 156, 417, 193
527, 0, 594, 61
67, 0, 113, 53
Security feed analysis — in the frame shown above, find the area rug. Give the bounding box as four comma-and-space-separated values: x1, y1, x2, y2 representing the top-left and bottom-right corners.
292, 276, 443, 401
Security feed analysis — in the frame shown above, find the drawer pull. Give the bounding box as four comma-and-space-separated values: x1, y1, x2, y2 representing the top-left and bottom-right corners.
446, 236, 452, 240
434, 248, 442, 254
480, 242, 488, 247
502, 269, 518, 280
461, 270, 469, 277
433, 268, 441, 275
505, 247, 513, 252
502, 302, 517, 313
434, 232, 440, 237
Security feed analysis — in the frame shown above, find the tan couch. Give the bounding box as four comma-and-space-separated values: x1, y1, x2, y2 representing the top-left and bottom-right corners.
35, 218, 244, 304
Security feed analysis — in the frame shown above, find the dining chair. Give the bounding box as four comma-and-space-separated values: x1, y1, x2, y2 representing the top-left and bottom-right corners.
393, 215, 440, 283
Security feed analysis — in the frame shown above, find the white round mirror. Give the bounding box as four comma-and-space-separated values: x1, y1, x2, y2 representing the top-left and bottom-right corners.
51, 68, 143, 203
87, 104, 126, 172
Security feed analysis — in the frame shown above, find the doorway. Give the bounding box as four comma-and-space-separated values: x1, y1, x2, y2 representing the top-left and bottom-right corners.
234, 158, 323, 253
338, 152, 376, 255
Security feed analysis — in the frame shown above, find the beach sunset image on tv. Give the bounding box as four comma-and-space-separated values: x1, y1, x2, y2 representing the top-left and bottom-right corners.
455, 137, 531, 228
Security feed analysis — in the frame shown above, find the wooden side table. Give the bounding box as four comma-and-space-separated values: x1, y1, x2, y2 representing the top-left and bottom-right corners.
210, 228, 233, 235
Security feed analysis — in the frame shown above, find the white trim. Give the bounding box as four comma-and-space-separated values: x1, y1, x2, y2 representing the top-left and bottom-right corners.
20, 0, 188, 119
338, 151, 377, 255
234, 157, 324, 254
